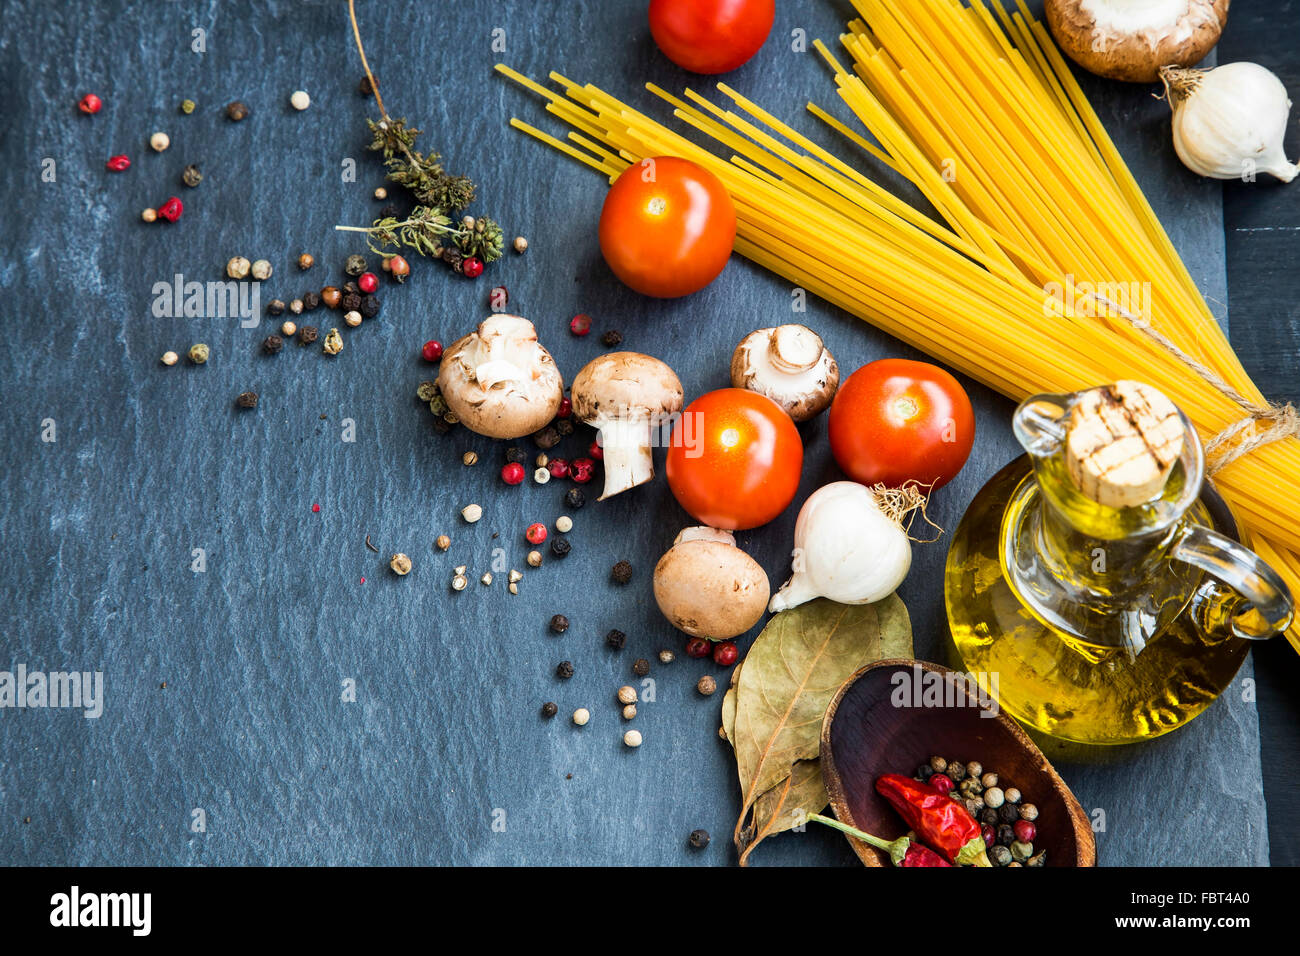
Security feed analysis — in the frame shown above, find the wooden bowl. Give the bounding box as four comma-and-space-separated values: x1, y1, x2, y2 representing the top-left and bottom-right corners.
820, 659, 1096, 867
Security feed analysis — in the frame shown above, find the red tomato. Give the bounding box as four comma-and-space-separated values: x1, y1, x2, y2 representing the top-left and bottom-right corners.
598, 156, 736, 299
667, 389, 803, 531
828, 359, 975, 491
648, 0, 775, 74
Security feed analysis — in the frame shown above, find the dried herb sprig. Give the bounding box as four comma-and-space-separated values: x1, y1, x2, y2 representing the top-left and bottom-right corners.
339, 0, 502, 268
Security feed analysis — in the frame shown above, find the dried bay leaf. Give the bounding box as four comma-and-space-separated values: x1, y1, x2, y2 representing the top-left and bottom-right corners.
731, 597, 912, 862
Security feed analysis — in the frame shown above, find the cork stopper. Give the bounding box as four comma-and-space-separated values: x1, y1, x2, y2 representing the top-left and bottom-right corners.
1065, 381, 1184, 508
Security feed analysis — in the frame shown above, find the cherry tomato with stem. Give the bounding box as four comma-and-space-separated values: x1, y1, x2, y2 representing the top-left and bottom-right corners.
666, 388, 803, 531
598, 156, 735, 299
648, 0, 775, 75
828, 359, 975, 491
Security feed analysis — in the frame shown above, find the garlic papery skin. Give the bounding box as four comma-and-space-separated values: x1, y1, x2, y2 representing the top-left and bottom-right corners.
768, 482, 912, 613
1162, 63, 1299, 183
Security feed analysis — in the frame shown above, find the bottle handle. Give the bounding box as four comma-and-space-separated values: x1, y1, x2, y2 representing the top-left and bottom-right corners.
1170, 525, 1294, 640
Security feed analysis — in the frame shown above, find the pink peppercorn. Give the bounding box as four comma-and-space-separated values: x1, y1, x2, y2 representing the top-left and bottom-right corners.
569, 458, 595, 484
547, 458, 570, 479
685, 637, 711, 659
461, 256, 484, 279
501, 462, 526, 486
712, 641, 738, 666
422, 340, 443, 363
79, 93, 102, 115
569, 314, 592, 337
525, 523, 548, 545
1013, 820, 1036, 844
157, 196, 183, 222
588, 439, 603, 461
982, 824, 997, 847
358, 272, 378, 293
928, 773, 954, 795
557, 397, 572, 419
105, 154, 131, 172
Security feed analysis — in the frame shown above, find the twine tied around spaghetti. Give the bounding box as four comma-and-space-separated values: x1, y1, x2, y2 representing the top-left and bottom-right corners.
1088, 292, 1299, 476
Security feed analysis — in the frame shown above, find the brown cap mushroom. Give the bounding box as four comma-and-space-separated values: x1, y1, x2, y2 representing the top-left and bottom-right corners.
436, 314, 564, 439
1045, 0, 1228, 84
653, 527, 769, 641
570, 352, 684, 500
730, 325, 839, 422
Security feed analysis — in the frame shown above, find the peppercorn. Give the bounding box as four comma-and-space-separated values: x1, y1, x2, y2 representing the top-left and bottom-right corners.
150, 131, 170, 152
963, 798, 983, 818
179, 98, 196, 114
525, 523, 547, 545
685, 637, 711, 659
611, 560, 633, 584
980, 807, 999, 826
623, 730, 643, 748
501, 462, 526, 486
572, 708, 590, 726
451, 573, 468, 591
555, 662, 575, 681
983, 787, 1005, 809
958, 777, 983, 797
605, 629, 626, 650
161, 351, 178, 366
337, 293, 359, 315
564, 488, 585, 510
533, 467, 551, 485
79, 93, 103, 114
658, 649, 675, 664
966, 761, 983, 780
527, 550, 543, 568
359, 295, 380, 319
422, 340, 443, 363
622, 704, 637, 720
570, 313, 592, 336
435, 534, 451, 551
321, 286, 341, 309
550, 536, 571, 558
996, 824, 1016, 846
263, 335, 284, 354
157, 197, 183, 222
1018, 803, 1038, 822
344, 254, 367, 276
555, 419, 575, 437
344, 311, 362, 328
281, 321, 297, 338
981, 772, 998, 789
505, 447, 528, 465
601, 330, 623, 347
461, 451, 479, 467
688, 829, 710, 849
999, 803, 1020, 824
1010, 840, 1033, 863
1027, 849, 1048, 867
290, 89, 311, 111
300, 291, 319, 312
289, 299, 304, 315
226, 100, 249, 121
227, 256, 251, 280
1013, 820, 1036, 843
322, 329, 343, 355
181, 164, 202, 187
697, 675, 718, 696
462, 256, 484, 279
513, 236, 529, 254
946, 761, 966, 782
712, 641, 739, 667
268, 299, 285, 316
988, 845, 1012, 866
105, 154, 131, 172
461, 503, 483, 523
141, 208, 157, 223
555, 516, 574, 533
549, 614, 569, 634
388, 255, 410, 280
1004, 787, 1021, 805
632, 658, 650, 677
358, 272, 378, 294
389, 553, 412, 576
234, 391, 257, 409
617, 686, 637, 705
188, 343, 210, 364
915, 764, 934, 781
541, 702, 558, 719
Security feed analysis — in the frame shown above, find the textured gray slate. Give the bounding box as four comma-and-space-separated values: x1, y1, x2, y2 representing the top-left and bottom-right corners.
0, 0, 1267, 865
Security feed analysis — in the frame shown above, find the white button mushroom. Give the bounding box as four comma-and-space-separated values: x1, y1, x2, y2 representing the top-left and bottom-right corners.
435, 314, 564, 439
730, 325, 839, 422
653, 527, 770, 641
570, 352, 684, 500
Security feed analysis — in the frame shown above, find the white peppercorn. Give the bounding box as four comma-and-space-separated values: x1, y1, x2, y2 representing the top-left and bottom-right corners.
289, 90, 311, 111
556, 515, 573, 533
622, 704, 637, 720
150, 131, 170, 152
344, 310, 362, 328
390, 553, 412, 575
1004, 787, 1021, 804
161, 351, 178, 366
617, 686, 637, 705
623, 730, 642, 748
534, 467, 550, 484
250, 259, 272, 280
513, 236, 528, 254
1019, 803, 1038, 821
461, 504, 482, 523
658, 649, 675, 664
281, 321, 297, 337
983, 786, 1005, 809
527, 550, 542, 568
572, 708, 590, 726
981, 772, 998, 789
226, 256, 251, 280
436, 535, 451, 551
451, 574, 468, 591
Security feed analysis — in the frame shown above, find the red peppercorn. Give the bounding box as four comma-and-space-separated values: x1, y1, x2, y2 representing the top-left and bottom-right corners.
105, 154, 131, 172
569, 313, 592, 336
462, 256, 484, 279
422, 340, 443, 363
588, 439, 604, 461
982, 824, 997, 847
501, 462, 526, 486
685, 637, 712, 659
157, 196, 183, 223
78, 93, 102, 115
928, 773, 954, 795
525, 523, 548, 545
712, 641, 739, 666
388, 255, 410, 280
547, 458, 570, 479
557, 397, 572, 419
569, 458, 595, 484
1013, 820, 1036, 843
358, 272, 378, 293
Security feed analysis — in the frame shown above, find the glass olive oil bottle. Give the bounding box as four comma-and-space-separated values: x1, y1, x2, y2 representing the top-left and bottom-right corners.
946, 383, 1293, 745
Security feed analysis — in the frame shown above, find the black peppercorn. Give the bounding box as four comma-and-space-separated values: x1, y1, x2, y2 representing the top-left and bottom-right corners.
541, 701, 558, 719
564, 488, 585, 509
549, 614, 570, 634
632, 658, 650, 677
440, 248, 465, 272
181, 164, 202, 188
946, 760, 966, 782
555, 661, 574, 680
302, 291, 320, 311
359, 294, 380, 319
611, 560, 633, 584
267, 299, 285, 316
981, 807, 1000, 826
506, 447, 528, 465
605, 629, 626, 650
688, 829, 710, 849
602, 329, 623, 347
533, 426, 561, 450
915, 763, 934, 780
340, 292, 362, 313
550, 536, 571, 557
344, 254, 367, 276
996, 824, 1016, 847
263, 335, 284, 354
236, 391, 258, 409
225, 100, 249, 121
298, 325, 319, 345
342, 281, 360, 295
555, 419, 575, 437
999, 802, 1020, 824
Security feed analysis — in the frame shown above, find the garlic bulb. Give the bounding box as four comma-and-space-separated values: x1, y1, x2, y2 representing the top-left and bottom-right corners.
768, 482, 911, 613
1161, 63, 1299, 183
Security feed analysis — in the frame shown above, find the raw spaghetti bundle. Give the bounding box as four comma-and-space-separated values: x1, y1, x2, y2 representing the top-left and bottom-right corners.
498, 0, 1300, 651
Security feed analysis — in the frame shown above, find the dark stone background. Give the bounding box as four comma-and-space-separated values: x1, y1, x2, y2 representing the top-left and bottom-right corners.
0, 0, 1295, 865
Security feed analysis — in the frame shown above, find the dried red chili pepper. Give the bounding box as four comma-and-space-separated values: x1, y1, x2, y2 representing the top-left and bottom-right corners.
807, 814, 951, 867
875, 774, 991, 866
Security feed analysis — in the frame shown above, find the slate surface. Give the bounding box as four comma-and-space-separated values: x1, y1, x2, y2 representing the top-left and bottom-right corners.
0, 0, 1280, 866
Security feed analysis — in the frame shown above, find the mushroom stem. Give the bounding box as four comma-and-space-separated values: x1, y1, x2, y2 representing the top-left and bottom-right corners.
595, 417, 655, 500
